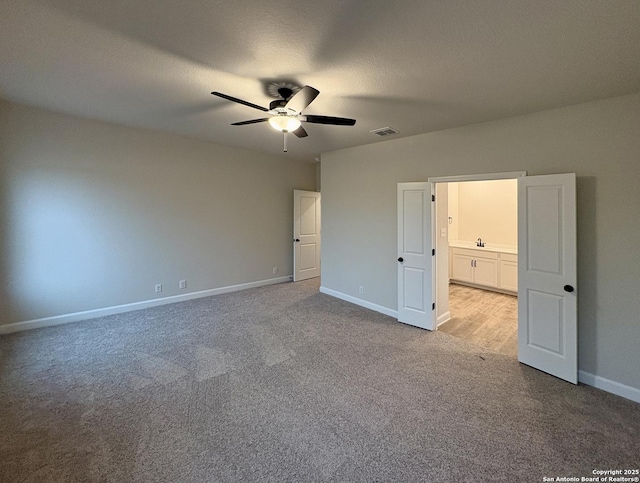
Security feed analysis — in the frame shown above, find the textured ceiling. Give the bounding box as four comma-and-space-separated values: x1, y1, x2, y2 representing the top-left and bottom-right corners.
1, 0, 639, 162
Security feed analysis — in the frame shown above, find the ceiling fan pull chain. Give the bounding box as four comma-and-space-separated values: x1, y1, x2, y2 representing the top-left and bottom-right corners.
283, 132, 288, 153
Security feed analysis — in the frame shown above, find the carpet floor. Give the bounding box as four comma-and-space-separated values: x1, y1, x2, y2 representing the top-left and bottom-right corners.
1, 279, 639, 482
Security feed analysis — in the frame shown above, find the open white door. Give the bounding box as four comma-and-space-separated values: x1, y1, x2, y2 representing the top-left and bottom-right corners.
518, 173, 577, 383
397, 182, 436, 330
293, 190, 321, 281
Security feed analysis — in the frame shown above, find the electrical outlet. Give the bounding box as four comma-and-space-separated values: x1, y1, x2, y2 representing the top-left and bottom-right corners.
179, 280, 186, 289
359, 286, 364, 294
155, 283, 162, 293
272, 267, 278, 274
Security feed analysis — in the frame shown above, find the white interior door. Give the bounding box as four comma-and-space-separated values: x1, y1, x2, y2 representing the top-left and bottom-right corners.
397, 182, 435, 330
518, 173, 577, 383
293, 190, 321, 281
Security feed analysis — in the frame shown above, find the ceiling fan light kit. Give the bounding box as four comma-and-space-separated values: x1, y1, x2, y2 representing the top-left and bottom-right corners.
211, 85, 356, 152
268, 115, 301, 132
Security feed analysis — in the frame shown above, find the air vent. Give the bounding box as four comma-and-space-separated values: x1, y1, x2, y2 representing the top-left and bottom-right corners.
370, 126, 399, 136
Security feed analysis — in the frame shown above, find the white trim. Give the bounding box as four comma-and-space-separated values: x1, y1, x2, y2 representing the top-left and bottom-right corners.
428, 171, 527, 183
578, 370, 640, 404
437, 311, 451, 327
319, 286, 398, 318
0, 276, 292, 335
448, 280, 517, 296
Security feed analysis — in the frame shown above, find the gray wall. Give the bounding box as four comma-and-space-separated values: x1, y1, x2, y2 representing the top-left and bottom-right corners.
0, 101, 316, 325
321, 92, 640, 391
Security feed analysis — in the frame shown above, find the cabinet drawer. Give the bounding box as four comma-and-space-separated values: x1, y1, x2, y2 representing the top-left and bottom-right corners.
500, 253, 518, 262
451, 247, 498, 259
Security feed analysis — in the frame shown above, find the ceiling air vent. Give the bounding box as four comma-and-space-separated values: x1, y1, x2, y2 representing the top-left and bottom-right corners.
370, 126, 399, 136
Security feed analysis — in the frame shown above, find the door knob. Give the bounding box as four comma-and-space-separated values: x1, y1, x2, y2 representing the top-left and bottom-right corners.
294, 238, 300, 242
398, 257, 404, 262
564, 285, 574, 293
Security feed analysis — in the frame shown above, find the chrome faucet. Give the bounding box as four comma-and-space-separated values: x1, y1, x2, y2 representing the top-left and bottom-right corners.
477, 238, 485, 247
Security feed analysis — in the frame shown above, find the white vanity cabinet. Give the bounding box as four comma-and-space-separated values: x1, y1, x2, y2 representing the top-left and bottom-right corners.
498, 253, 518, 292
450, 251, 474, 283
450, 247, 499, 288
450, 245, 517, 293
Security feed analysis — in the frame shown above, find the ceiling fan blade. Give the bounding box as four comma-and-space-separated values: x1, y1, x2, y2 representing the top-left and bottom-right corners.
285, 86, 320, 113
211, 92, 269, 112
292, 126, 308, 138
303, 115, 356, 126
231, 118, 269, 126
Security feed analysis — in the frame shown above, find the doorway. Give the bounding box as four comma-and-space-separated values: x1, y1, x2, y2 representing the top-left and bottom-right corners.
435, 179, 519, 358
293, 190, 321, 282
397, 172, 578, 383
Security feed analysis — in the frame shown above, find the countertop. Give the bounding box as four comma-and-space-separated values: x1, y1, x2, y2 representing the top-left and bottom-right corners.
448, 240, 518, 255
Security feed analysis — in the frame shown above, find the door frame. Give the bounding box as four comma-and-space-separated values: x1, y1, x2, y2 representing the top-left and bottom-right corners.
293, 189, 321, 282
428, 171, 526, 295
427, 171, 526, 331
428, 172, 527, 183
398, 170, 578, 384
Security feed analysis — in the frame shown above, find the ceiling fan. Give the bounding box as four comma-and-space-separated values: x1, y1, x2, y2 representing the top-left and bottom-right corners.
211, 85, 356, 152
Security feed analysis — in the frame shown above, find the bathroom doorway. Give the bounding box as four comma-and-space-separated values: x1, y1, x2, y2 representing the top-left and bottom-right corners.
432, 176, 519, 358
398, 171, 577, 381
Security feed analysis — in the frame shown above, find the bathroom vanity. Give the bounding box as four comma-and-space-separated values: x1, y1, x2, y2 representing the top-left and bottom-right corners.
449, 242, 518, 294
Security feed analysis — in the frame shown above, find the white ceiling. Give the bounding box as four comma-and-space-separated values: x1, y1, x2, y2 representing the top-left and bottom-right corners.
1, 0, 639, 162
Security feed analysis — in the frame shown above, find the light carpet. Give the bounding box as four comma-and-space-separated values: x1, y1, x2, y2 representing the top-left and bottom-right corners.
1, 279, 638, 482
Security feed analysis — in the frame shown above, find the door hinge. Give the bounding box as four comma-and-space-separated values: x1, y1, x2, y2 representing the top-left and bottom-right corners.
432, 303, 435, 310
432, 194, 435, 202
432, 249, 435, 256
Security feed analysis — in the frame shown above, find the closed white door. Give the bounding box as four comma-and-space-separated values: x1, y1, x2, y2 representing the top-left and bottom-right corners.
518, 173, 577, 383
293, 190, 321, 281
397, 182, 435, 330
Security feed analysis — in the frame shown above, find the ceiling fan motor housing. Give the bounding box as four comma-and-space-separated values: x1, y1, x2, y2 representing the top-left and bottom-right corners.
269, 99, 289, 110
277, 87, 293, 99
267, 87, 296, 111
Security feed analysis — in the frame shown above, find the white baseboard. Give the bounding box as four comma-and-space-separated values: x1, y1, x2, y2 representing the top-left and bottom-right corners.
319, 286, 398, 318
437, 311, 451, 327
0, 276, 292, 335
578, 370, 640, 404
449, 280, 517, 296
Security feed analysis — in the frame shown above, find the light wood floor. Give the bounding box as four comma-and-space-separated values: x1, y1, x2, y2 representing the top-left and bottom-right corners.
439, 283, 518, 358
